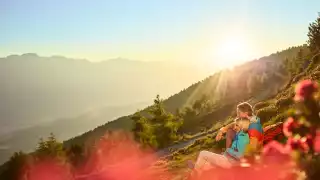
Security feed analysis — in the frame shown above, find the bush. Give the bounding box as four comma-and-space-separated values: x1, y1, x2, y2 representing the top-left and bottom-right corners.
310, 71, 320, 80
292, 72, 307, 84
262, 111, 287, 127
173, 154, 182, 161
211, 121, 222, 131
275, 96, 293, 109
256, 105, 278, 124
181, 133, 193, 141
253, 101, 270, 112
201, 136, 215, 148
306, 57, 320, 72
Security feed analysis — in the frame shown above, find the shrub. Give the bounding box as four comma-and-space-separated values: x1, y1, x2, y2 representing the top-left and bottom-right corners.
275, 96, 293, 109
292, 72, 306, 84
306, 57, 320, 72
253, 101, 270, 112
262, 111, 287, 127
256, 105, 278, 124
310, 71, 320, 80
182, 133, 193, 141
202, 136, 214, 148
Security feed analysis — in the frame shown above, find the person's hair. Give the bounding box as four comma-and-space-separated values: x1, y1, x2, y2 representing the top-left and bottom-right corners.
234, 117, 250, 132
237, 102, 253, 116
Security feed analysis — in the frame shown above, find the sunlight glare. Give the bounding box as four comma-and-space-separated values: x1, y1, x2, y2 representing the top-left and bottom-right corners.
214, 36, 252, 69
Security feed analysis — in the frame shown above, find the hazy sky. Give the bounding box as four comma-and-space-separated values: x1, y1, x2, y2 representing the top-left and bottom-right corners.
1, 0, 320, 66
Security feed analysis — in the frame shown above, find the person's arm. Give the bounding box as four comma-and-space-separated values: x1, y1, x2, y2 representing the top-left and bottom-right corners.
220, 122, 236, 133
215, 122, 236, 141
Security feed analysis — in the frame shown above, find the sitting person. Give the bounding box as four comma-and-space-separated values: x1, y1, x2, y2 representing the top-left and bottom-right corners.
188, 117, 250, 176
216, 102, 264, 152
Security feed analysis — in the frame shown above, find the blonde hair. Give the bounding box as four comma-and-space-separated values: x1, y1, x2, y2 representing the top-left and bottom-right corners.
237, 102, 253, 116
235, 117, 250, 132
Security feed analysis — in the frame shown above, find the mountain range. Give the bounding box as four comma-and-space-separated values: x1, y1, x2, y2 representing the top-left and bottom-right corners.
0, 53, 211, 164
0, 46, 306, 164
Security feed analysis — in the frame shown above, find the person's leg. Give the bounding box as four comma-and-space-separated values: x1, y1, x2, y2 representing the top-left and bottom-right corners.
194, 150, 233, 170
226, 128, 236, 148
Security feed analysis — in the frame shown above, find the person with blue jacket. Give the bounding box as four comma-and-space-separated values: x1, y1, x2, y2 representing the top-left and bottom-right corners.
189, 117, 250, 175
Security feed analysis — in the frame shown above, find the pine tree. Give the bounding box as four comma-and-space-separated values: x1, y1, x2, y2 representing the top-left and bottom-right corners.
35, 133, 65, 160
131, 111, 153, 145
131, 111, 144, 137
307, 14, 320, 52
296, 48, 305, 73
0, 151, 29, 180
131, 95, 183, 149
192, 94, 210, 114
149, 94, 165, 120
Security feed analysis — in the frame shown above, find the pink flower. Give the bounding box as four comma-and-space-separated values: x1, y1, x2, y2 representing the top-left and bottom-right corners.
283, 117, 299, 137
21, 131, 173, 180
289, 137, 309, 153
294, 79, 318, 101
262, 141, 292, 165
303, 134, 314, 150
313, 130, 320, 152
24, 159, 73, 180
263, 141, 290, 155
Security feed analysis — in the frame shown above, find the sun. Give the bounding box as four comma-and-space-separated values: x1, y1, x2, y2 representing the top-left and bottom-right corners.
214, 36, 252, 69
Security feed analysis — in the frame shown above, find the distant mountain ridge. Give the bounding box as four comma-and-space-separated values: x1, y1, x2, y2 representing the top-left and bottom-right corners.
0, 53, 209, 133
0, 53, 210, 164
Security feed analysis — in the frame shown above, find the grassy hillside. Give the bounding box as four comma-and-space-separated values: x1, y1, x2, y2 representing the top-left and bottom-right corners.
64, 45, 307, 148
161, 50, 320, 179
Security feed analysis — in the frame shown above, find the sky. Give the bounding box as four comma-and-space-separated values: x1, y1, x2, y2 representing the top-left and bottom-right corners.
1, 0, 320, 67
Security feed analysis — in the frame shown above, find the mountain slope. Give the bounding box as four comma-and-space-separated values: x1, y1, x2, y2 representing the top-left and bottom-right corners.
65, 45, 307, 148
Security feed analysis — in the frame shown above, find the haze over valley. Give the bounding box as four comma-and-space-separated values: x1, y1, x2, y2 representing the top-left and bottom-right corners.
0, 53, 212, 163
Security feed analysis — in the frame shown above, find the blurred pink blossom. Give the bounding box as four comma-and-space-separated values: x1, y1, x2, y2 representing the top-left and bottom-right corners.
287, 137, 309, 153
313, 130, 320, 152
263, 140, 292, 164
19, 131, 172, 180
294, 79, 318, 101
22, 159, 73, 180
283, 117, 299, 137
